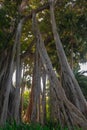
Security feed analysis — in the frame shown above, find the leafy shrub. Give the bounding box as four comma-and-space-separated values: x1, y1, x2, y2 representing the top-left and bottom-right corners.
23, 90, 30, 113
74, 67, 87, 99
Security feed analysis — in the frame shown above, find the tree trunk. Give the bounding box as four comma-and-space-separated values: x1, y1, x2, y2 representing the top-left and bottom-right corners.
24, 75, 34, 122
32, 12, 87, 129
70, 43, 73, 70
0, 18, 24, 125
49, 80, 57, 122
0, 50, 9, 82
10, 19, 24, 123
41, 67, 46, 125
49, 0, 87, 117
31, 44, 41, 123
0, 44, 16, 125
20, 81, 25, 121
7, 85, 15, 121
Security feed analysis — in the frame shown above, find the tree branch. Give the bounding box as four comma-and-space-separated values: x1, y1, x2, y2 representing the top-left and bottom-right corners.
23, 2, 50, 22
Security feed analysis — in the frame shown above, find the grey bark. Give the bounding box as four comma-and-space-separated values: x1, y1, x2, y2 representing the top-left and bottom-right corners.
20, 66, 26, 120
7, 85, 15, 121
49, 0, 87, 117
0, 51, 9, 82
0, 41, 16, 125
70, 43, 73, 70
41, 67, 46, 125
10, 19, 24, 123
31, 44, 41, 122
32, 12, 87, 129
49, 80, 57, 121
0, 18, 24, 125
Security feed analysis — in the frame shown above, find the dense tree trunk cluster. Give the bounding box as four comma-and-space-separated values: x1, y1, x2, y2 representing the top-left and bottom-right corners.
0, 19, 24, 125
0, 0, 87, 130
31, 11, 87, 129
49, 0, 87, 118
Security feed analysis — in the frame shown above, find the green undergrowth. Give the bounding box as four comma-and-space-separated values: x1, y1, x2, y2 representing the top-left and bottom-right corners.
0, 122, 82, 130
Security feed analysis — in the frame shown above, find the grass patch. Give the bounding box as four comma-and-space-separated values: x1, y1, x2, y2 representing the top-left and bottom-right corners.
0, 122, 82, 130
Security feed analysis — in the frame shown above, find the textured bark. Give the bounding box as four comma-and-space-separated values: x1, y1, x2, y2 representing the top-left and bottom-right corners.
0, 43, 16, 125
0, 50, 9, 83
36, 58, 41, 122
20, 82, 25, 121
31, 43, 41, 123
24, 77, 34, 122
7, 86, 15, 121
0, 31, 19, 124
41, 67, 46, 125
10, 19, 24, 123
49, 80, 57, 121
0, 18, 24, 125
70, 43, 73, 70
32, 13, 87, 129
49, 0, 87, 117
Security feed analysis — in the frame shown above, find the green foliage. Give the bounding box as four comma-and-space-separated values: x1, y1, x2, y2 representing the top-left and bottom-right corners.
74, 66, 87, 99
0, 122, 82, 130
0, 0, 87, 66
55, 0, 87, 64
23, 90, 30, 113
0, 0, 19, 51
